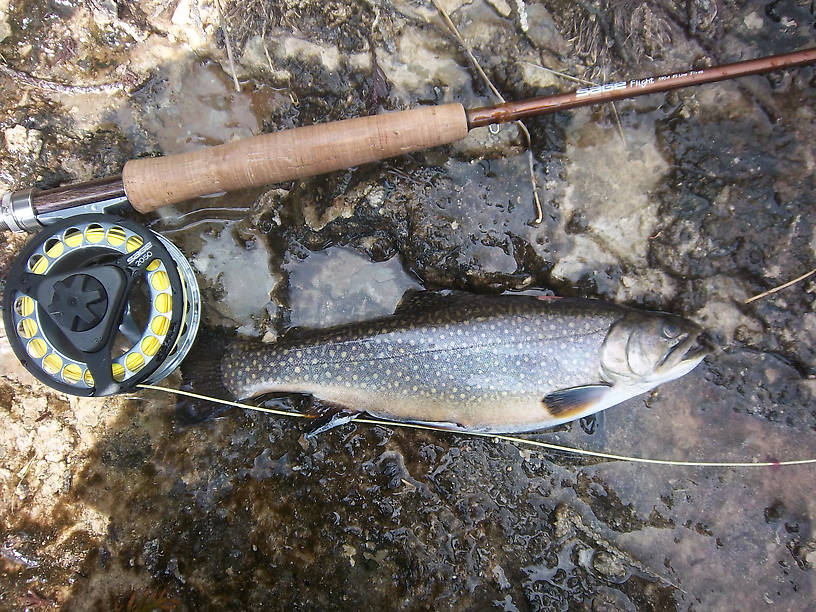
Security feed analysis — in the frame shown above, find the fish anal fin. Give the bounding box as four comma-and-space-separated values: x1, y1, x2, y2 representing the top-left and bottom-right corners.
543, 384, 611, 419
302, 400, 358, 440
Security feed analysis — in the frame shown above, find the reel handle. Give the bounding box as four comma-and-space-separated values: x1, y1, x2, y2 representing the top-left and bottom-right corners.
122, 103, 469, 212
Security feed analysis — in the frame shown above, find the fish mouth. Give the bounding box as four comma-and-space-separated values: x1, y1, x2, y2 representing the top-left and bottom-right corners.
660, 331, 714, 372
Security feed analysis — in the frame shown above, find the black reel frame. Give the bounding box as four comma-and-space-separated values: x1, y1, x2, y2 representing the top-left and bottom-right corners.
3, 214, 186, 396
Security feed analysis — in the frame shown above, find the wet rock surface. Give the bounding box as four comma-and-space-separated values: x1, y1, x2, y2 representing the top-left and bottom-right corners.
1, 0, 815, 609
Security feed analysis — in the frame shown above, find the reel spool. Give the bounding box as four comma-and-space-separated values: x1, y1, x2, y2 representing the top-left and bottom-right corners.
3, 214, 200, 396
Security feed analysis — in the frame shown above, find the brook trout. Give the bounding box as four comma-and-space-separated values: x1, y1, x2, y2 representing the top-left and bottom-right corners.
205, 292, 709, 432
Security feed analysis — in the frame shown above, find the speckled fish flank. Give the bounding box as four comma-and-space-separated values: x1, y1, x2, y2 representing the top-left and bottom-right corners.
220, 293, 710, 432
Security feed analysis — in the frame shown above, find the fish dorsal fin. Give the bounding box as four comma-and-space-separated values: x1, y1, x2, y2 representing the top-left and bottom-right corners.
394, 289, 510, 314
394, 289, 468, 314
542, 384, 612, 419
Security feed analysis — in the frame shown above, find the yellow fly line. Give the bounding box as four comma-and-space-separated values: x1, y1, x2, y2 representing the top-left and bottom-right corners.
137, 384, 816, 468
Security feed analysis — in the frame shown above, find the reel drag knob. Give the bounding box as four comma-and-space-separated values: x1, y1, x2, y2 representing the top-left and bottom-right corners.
47, 274, 110, 332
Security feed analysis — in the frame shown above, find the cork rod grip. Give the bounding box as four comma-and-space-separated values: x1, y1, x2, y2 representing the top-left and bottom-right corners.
122, 103, 469, 212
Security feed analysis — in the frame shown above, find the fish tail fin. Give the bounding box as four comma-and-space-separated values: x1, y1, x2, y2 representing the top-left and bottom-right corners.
176, 327, 235, 425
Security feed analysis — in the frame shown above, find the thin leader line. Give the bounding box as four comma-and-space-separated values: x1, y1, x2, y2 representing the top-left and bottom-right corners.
137, 384, 816, 468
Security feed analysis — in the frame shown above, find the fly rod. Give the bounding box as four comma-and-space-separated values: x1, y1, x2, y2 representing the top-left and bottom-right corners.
2, 47, 815, 233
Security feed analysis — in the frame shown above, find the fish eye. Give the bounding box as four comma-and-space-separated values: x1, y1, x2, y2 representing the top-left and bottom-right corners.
661, 322, 682, 339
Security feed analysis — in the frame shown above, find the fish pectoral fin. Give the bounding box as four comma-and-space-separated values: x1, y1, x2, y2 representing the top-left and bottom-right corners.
542, 384, 612, 419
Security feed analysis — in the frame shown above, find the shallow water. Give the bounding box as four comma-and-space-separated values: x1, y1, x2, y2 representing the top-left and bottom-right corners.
1, 0, 815, 609
284, 245, 421, 328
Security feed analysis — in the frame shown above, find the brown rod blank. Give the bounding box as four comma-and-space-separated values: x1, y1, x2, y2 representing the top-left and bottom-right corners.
16, 46, 816, 222
467, 47, 816, 127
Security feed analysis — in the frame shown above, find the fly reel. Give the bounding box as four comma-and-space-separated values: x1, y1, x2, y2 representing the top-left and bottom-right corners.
3, 214, 200, 396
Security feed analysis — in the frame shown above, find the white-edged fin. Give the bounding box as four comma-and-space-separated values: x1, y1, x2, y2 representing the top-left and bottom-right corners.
543, 384, 612, 420
303, 405, 359, 438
